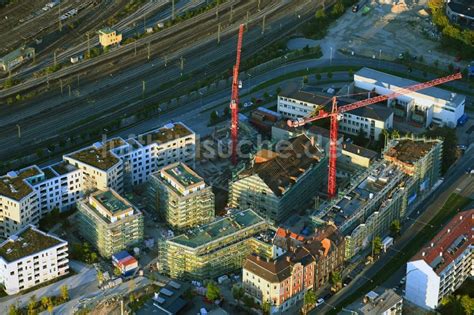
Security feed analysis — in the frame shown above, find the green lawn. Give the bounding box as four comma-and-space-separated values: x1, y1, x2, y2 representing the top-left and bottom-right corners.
329, 193, 472, 314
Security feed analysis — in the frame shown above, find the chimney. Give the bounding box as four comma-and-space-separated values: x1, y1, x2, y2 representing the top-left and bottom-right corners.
447, 228, 451, 233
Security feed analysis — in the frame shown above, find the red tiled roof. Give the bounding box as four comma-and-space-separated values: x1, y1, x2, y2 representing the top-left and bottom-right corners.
411, 209, 473, 274
118, 256, 138, 268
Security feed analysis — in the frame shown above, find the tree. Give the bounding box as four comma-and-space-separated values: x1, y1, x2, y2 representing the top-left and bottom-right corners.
243, 295, 255, 308
41, 296, 50, 309
440, 294, 473, 314
8, 304, 18, 315
448, 63, 454, 72
331, 1, 345, 17
47, 303, 54, 315
263, 91, 270, 99
232, 285, 245, 303
315, 73, 321, 80
60, 285, 69, 302
206, 281, 220, 301
303, 75, 308, 84
330, 271, 342, 290
223, 107, 230, 117
114, 266, 122, 277
97, 270, 104, 283
262, 300, 271, 315
433, 59, 439, 67
390, 219, 401, 237
348, 68, 353, 77
276, 86, 282, 95
28, 296, 37, 314
372, 236, 383, 257
303, 290, 316, 314
327, 71, 333, 79
315, 8, 326, 20
209, 111, 218, 124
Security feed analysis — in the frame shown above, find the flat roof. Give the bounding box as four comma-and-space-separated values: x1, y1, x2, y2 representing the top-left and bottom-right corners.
279, 89, 332, 106
169, 209, 264, 248
138, 122, 193, 146
411, 209, 473, 274
51, 161, 78, 176
98, 27, 116, 35
0, 226, 64, 263
93, 190, 131, 215
345, 287, 402, 315
0, 47, 34, 64
342, 143, 378, 159
160, 163, 204, 194
355, 67, 465, 106
0, 167, 41, 201
68, 146, 120, 171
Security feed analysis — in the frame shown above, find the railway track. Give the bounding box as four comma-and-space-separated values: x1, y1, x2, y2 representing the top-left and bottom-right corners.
0, 0, 321, 161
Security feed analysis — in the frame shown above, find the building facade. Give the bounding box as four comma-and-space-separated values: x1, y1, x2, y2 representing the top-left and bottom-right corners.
0, 225, 69, 295
229, 135, 327, 223
405, 209, 473, 310
98, 28, 122, 47
157, 209, 268, 280
0, 47, 35, 72
148, 162, 214, 230
77, 189, 144, 257
339, 105, 393, 141
354, 67, 465, 128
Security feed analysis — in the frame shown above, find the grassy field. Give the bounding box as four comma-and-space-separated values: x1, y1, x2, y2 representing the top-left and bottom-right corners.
329, 193, 472, 314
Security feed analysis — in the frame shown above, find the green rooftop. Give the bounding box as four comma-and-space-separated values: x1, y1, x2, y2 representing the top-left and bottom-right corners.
51, 161, 78, 176
138, 123, 192, 146
170, 210, 264, 248
68, 147, 120, 170
94, 190, 130, 214
0, 227, 64, 263
98, 27, 115, 35
0, 167, 41, 201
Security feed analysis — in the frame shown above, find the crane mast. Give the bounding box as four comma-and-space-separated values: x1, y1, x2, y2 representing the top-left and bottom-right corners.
287, 72, 462, 198
230, 24, 245, 165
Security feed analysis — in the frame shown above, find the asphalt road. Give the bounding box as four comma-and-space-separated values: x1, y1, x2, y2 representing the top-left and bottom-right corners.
315, 145, 474, 314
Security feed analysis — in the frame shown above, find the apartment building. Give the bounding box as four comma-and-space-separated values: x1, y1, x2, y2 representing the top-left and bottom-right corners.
343, 288, 403, 315
110, 122, 196, 187
77, 189, 144, 257
312, 137, 442, 259
339, 105, 393, 141
229, 135, 327, 223
148, 162, 214, 230
277, 90, 330, 119
98, 28, 122, 48
341, 143, 378, 168
64, 144, 124, 193
0, 225, 69, 295
157, 209, 268, 280
405, 209, 473, 310
243, 249, 315, 313
354, 67, 465, 128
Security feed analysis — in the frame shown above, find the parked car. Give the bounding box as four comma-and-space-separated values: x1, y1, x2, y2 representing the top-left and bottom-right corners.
352, 4, 359, 12
316, 298, 325, 307
243, 101, 253, 108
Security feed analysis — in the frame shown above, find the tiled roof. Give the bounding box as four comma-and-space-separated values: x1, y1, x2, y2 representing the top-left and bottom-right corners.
411, 209, 473, 274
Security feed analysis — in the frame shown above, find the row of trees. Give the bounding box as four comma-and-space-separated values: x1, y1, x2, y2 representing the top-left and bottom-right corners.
9, 286, 69, 315
428, 0, 474, 58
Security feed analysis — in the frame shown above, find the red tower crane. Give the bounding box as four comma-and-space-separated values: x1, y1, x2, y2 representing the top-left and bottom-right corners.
287, 72, 462, 199
230, 24, 245, 165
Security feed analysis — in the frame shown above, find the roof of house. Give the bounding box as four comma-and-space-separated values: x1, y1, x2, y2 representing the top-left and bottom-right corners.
348, 104, 393, 121
411, 209, 473, 275
279, 90, 333, 105
342, 143, 378, 160
344, 288, 403, 315
243, 248, 313, 283
67, 146, 120, 171
0, 226, 65, 263
239, 135, 324, 197
355, 67, 465, 106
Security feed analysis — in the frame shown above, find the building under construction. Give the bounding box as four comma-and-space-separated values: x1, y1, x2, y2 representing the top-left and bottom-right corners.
311, 136, 442, 259
157, 209, 270, 280
229, 134, 327, 223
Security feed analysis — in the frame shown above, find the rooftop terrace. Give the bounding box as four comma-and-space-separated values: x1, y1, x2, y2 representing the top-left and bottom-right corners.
160, 163, 204, 194
68, 146, 120, 171
0, 167, 42, 201
51, 161, 78, 176
92, 190, 132, 215
0, 226, 64, 263
170, 210, 264, 249
137, 123, 193, 146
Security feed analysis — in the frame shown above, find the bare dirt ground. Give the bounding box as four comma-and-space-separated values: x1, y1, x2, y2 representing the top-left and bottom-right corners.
313, 0, 469, 68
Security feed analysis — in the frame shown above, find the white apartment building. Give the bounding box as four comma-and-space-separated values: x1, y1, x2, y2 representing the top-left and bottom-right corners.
1, 122, 195, 239
109, 122, 196, 186
354, 67, 465, 128
0, 225, 69, 295
405, 209, 473, 310
277, 90, 393, 141
339, 104, 393, 141
64, 144, 124, 193
277, 90, 331, 119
